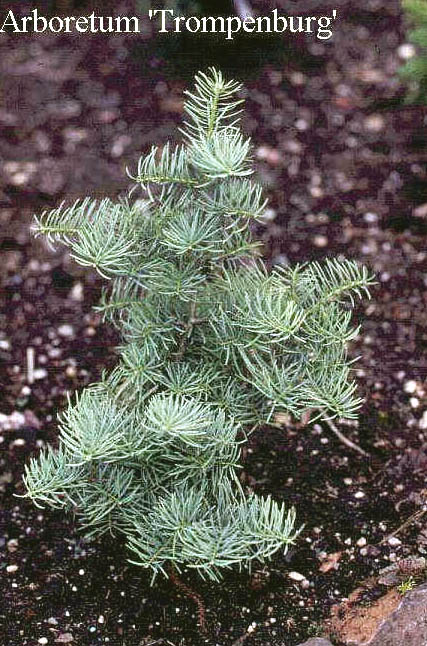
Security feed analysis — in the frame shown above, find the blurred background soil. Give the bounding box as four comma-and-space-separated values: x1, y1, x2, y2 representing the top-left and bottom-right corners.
0, 1, 426, 645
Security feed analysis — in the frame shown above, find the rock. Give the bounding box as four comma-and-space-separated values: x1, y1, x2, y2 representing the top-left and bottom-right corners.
297, 639, 333, 646
330, 583, 427, 645
369, 583, 427, 646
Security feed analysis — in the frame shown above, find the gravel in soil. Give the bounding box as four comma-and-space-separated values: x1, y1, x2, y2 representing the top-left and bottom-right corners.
1, 1, 427, 645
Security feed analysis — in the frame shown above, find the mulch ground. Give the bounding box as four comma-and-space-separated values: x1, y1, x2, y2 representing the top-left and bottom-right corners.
1, 1, 426, 645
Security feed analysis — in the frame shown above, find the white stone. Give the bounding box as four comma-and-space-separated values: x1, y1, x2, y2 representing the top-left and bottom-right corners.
312, 234, 328, 248
288, 571, 306, 582
6, 564, 18, 573
410, 397, 420, 409
295, 118, 309, 131
388, 536, 402, 547
364, 212, 378, 223
354, 491, 365, 499
357, 537, 367, 547
33, 368, 48, 380
58, 324, 74, 338
404, 380, 417, 394
38, 639, 48, 645
398, 43, 416, 60
7, 539, 18, 552
259, 208, 277, 222
419, 411, 427, 430
364, 114, 385, 132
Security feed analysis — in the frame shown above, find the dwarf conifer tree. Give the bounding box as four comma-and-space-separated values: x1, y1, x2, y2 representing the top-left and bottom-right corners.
23, 68, 374, 582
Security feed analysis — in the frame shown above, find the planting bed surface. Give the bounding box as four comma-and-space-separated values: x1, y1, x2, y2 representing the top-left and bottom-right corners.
0, 0, 426, 644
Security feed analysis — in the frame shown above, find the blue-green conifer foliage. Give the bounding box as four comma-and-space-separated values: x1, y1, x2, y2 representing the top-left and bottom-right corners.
23, 69, 374, 581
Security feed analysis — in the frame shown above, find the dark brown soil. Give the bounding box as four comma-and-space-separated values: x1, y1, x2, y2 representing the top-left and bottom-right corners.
1, 1, 426, 645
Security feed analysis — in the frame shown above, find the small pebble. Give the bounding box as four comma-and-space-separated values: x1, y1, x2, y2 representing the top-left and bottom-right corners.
364, 212, 378, 223
65, 365, 77, 378
33, 368, 48, 380
357, 537, 367, 547
312, 234, 328, 248
38, 639, 48, 645
410, 397, 419, 409
98, 615, 105, 624
58, 324, 74, 338
7, 539, 18, 553
288, 571, 306, 582
388, 537, 401, 547
414, 203, 427, 218
404, 380, 417, 394
55, 634, 74, 644
354, 491, 365, 499
259, 207, 277, 222
69, 282, 84, 301
295, 118, 309, 131
397, 43, 416, 60
364, 114, 385, 132
6, 564, 18, 573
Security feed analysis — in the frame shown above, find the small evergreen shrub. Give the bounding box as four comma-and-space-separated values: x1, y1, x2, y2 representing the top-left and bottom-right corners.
23, 68, 373, 582
400, 0, 427, 102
